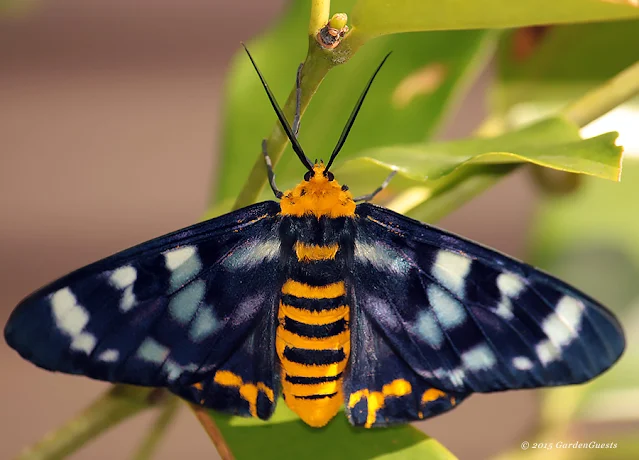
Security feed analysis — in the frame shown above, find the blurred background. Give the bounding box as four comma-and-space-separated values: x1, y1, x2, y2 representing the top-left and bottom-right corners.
1, 1, 636, 459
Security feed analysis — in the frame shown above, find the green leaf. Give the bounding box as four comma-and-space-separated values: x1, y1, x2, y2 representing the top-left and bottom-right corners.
351, 0, 639, 38
208, 402, 456, 460
214, 0, 495, 206
493, 20, 639, 123
330, 117, 622, 221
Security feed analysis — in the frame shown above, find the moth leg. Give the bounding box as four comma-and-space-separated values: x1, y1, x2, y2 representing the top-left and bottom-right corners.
353, 169, 397, 202
292, 63, 303, 137
262, 139, 283, 199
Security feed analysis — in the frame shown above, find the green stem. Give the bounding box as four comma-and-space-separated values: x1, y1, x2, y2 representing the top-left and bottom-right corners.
562, 59, 639, 127
131, 396, 181, 460
308, 0, 331, 37
16, 386, 159, 460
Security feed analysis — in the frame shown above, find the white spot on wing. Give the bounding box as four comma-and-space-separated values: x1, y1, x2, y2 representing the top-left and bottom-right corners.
537, 296, 585, 365
163, 361, 199, 383
494, 299, 515, 320
165, 246, 196, 270
497, 272, 525, 298
494, 272, 526, 320
98, 349, 120, 362
120, 287, 136, 312
536, 340, 561, 365
354, 240, 410, 275
432, 367, 466, 388
428, 285, 466, 329
165, 246, 202, 291
190, 307, 219, 342
512, 356, 533, 370
432, 250, 471, 298
51, 288, 88, 335
136, 338, 169, 364
462, 344, 497, 371
168, 280, 206, 324
71, 333, 96, 354
50, 288, 96, 354
109, 265, 138, 312
110, 266, 137, 289
222, 239, 280, 271
415, 310, 444, 348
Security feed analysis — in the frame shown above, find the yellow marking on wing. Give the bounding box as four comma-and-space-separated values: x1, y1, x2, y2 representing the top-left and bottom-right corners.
212, 370, 274, 418
258, 383, 274, 402
348, 379, 412, 428
295, 242, 339, 261
421, 388, 447, 404
282, 280, 345, 299
192, 382, 204, 391
214, 370, 243, 387
277, 327, 350, 350
279, 164, 355, 218
280, 303, 349, 325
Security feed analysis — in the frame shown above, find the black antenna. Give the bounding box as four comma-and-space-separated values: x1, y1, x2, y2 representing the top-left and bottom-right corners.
325, 52, 391, 172
242, 44, 314, 171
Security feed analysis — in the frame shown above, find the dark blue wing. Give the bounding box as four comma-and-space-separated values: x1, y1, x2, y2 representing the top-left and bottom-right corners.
5, 202, 283, 404
172, 303, 279, 420
349, 203, 624, 399
345, 291, 468, 427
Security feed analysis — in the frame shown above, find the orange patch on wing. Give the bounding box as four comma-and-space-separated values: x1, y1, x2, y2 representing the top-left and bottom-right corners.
212, 370, 274, 418
348, 379, 413, 428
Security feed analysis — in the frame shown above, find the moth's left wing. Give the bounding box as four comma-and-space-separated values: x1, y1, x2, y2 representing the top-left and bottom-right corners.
5, 201, 283, 406
350, 203, 625, 399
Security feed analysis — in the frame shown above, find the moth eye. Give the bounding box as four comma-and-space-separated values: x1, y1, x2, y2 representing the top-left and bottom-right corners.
326, 172, 335, 181
304, 171, 313, 181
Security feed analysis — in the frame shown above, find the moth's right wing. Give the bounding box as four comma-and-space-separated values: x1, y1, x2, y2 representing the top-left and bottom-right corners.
5, 201, 284, 400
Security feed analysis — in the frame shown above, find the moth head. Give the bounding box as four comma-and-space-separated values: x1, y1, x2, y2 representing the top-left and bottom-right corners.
280, 163, 355, 218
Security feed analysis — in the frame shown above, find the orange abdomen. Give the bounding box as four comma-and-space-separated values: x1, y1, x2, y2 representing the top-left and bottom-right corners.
275, 243, 350, 427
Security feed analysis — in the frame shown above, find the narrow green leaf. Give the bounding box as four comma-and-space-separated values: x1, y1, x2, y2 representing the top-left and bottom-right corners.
207, 402, 457, 460
351, 0, 639, 38
338, 117, 621, 184
327, 117, 621, 222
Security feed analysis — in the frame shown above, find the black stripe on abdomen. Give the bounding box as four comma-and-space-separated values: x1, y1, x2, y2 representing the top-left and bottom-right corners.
280, 294, 346, 312
285, 373, 343, 385
283, 347, 346, 366
283, 317, 347, 338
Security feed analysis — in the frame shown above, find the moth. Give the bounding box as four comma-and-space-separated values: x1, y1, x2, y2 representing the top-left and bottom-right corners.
5, 48, 625, 428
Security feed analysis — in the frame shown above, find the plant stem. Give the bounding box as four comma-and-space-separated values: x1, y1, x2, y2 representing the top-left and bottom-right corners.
308, 0, 331, 37
189, 405, 235, 460
562, 59, 639, 128
16, 386, 158, 460
131, 396, 181, 460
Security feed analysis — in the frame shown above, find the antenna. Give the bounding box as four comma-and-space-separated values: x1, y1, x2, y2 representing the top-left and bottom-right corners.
325, 52, 391, 172
243, 44, 314, 171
